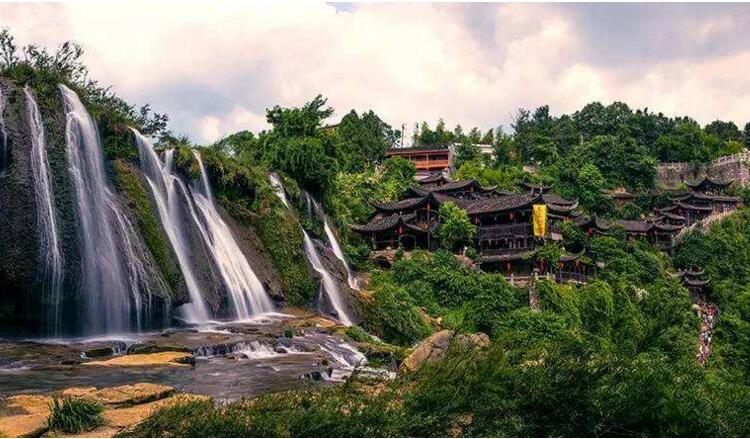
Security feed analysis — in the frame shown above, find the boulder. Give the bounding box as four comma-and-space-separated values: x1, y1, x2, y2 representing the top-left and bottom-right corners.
83, 347, 114, 358
400, 330, 490, 373
455, 332, 490, 348
400, 330, 455, 372
126, 343, 191, 355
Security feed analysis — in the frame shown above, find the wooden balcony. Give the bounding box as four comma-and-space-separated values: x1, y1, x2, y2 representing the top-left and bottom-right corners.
478, 223, 533, 240
414, 159, 450, 170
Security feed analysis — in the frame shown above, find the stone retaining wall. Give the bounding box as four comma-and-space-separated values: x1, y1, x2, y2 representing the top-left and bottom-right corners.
656, 152, 750, 188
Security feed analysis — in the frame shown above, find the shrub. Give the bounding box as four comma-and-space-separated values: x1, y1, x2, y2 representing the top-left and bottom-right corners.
346, 325, 374, 343
359, 278, 432, 346
47, 398, 104, 434
437, 202, 476, 250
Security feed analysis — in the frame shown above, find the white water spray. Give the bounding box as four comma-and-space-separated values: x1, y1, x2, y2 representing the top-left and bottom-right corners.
190, 150, 273, 319
307, 194, 359, 290
268, 174, 353, 325
61, 84, 164, 334
25, 87, 64, 333
133, 130, 210, 323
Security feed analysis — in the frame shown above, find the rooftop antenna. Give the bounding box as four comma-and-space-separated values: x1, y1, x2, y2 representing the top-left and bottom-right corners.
401, 123, 405, 148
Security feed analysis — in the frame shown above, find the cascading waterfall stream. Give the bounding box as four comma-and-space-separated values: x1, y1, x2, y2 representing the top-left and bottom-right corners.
133, 129, 210, 323
0, 85, 8, 176
190, 150, 273, 319
60, 84, 161, 334
268, 174, 354, 326
25, 87, 64, 333
307, 194, 359, 290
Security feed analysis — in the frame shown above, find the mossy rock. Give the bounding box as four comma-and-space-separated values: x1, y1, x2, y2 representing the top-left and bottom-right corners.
111, 159, 183, 300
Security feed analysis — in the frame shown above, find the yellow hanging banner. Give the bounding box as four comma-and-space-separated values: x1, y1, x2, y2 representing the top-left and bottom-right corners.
533, 204, 547, 237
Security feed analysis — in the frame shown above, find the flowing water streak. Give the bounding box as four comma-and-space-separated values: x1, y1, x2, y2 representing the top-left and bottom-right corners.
190, 150, 273, 319
0, 85, 8, 176
25, 87, 64, 333
268, 174, 353, 325
307, 194, 359, 290
133, 130, 210, 323
60, 84, 161, 334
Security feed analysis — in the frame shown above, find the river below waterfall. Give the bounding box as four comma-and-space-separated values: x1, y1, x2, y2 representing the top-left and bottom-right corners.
0, 312, 390, 402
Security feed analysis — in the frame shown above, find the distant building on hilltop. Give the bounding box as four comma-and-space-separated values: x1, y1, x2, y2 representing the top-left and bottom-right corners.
385, 146, 452, 177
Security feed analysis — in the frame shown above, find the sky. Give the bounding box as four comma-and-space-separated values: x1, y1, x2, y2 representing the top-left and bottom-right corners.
1, 2, 749, 144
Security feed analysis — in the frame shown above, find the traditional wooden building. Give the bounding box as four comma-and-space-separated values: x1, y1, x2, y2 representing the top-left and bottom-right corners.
351, 179, 582, 279
686, 177, 732, 194
673, 267, 710, 299
385, 147, 451, 176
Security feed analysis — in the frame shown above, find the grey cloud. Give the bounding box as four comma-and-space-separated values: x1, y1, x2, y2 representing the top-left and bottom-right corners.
557, 3, 750, 67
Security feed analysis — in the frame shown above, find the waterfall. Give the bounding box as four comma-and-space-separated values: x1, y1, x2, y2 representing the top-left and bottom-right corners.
0, 85, 8, 176
133, 130, 210, 323
268, 174, 353, 325
189, 150, 273, 319
307, 194, 359, 290
25, 87, 64, 333
60, 84, 162, 334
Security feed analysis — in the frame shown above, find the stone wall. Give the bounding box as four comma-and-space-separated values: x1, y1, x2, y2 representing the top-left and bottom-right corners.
656, 152, 750, 188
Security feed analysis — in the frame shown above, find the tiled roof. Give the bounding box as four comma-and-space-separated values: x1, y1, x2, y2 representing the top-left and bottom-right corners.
676, 201, 714, 212
372, 197, 426, 211
386, 146, 449, 154
654, 223, 684, 232
615, 220, 654, 233
684, 192, 740, 203
429, 179, 480, 193
464, 192, 542, 215
575, 215, 611, 230
542, 193, 577, 206
417, 173, 451, 185
659, 212, 687, 221
686, 177, 731, 189
350, 213, 415, 233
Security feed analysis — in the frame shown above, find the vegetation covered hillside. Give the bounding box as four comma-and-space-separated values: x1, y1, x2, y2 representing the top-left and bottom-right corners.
4, 28, 750, 437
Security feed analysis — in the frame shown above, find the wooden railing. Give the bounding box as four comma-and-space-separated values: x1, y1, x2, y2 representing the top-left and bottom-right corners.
414, 159, 450, 170
478, 223, 533, 239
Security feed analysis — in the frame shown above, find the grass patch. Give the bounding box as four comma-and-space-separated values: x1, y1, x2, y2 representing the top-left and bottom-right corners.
47, 398, 104, 434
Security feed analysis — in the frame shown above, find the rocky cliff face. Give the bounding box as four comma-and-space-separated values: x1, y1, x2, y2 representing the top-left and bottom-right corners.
0, 75, 357, 335
0, 79, 43, 333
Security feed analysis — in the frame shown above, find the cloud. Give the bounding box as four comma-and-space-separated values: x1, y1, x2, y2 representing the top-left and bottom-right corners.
0, 2, 749, 144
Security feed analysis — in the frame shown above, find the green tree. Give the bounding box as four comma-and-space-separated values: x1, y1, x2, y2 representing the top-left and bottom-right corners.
453, 139, 481, 169
437, 202, 476, 250
336, 109, 395, 171
262, 95, 338, 193
705, 120, 742, 142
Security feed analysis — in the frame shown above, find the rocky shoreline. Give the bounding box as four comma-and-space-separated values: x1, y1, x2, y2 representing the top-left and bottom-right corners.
0, 309, 400, 437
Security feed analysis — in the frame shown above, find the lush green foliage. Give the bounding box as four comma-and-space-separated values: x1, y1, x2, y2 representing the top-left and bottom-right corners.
0, 29, 168, 140
674, 209, 750, 371
328, 157, 415, 227
195, 149, 317, 306
437, 202, 476, 250
131, 233, 750, 436
47, 398, 104, 434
